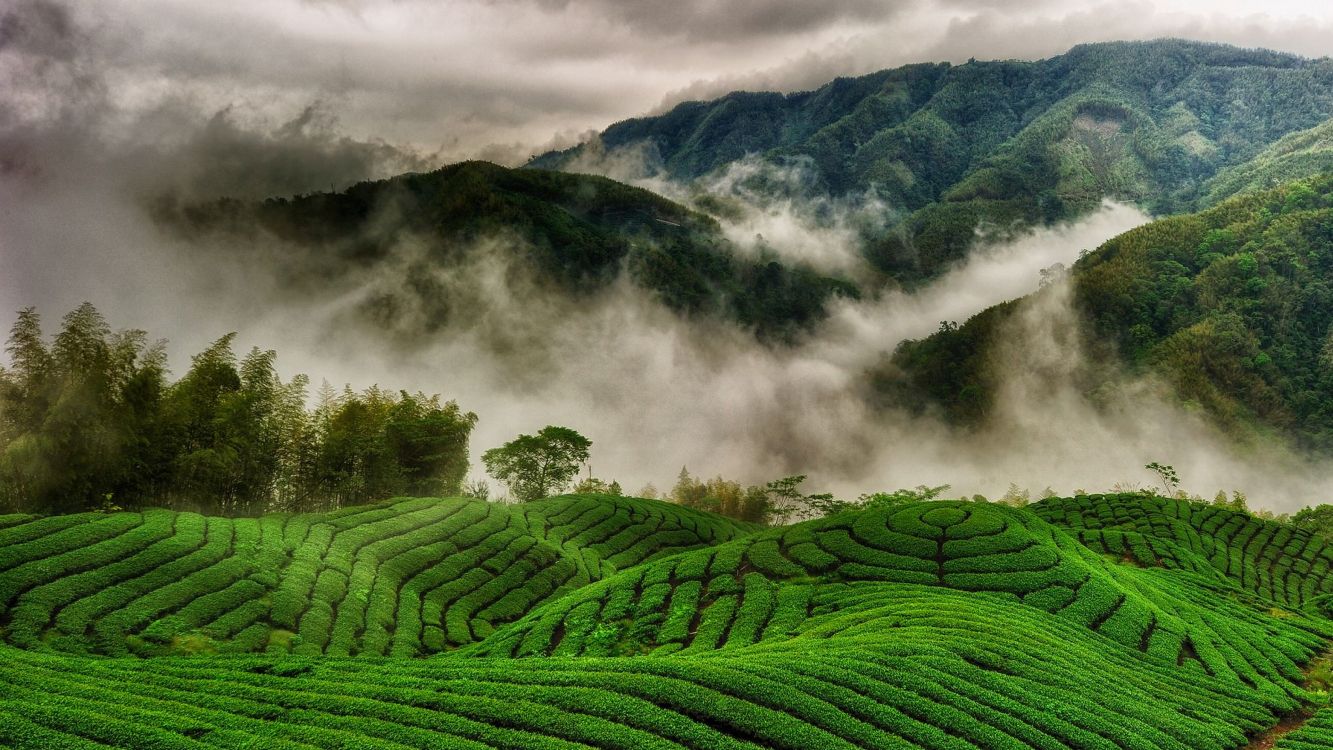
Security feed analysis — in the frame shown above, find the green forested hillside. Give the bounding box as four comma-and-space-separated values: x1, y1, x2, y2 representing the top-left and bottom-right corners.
2, 493, 1332, 748
1201, 119, 1333, 205
160, 160, 855, 340
886, 173, 1333, 449
535, 40, 1333, 282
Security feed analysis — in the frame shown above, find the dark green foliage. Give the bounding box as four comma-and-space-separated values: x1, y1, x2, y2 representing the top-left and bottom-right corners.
0, 304, 168, 514
883, 174, 1333, 450
875, 310, 1013, 425
1293, 504, 1333, 542
161, 161, 857, 340
536, 40, 1333, 283
0, 305, 477, 515
482, 426, 592, 501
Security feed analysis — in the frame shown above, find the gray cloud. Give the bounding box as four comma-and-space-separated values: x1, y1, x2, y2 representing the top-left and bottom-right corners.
506, 0, 909, 40
6, 0, 1333, 514
7, 0, 1333, 170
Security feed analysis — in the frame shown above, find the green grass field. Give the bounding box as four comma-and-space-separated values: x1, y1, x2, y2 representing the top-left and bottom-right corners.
2, 493, 1331, 748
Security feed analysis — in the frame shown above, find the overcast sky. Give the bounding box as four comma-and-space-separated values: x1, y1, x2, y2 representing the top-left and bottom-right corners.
3, 0, 1333, 173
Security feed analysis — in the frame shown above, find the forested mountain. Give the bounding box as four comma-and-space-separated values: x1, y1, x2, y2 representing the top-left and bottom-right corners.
159, 42, 1333, 352
534, 40, 1333, 282
160, 161, 855, 340
1200, 118, 1333, 205
885, 173, 1333, 450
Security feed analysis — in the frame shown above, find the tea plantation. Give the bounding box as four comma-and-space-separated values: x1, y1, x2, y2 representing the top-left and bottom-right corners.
3, 493, 1333, 748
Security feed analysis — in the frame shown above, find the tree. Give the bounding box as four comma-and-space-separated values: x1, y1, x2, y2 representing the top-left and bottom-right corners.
383, 392, 477, 497
2, 307, 49, 437
573, 476, 610, 494
757, 475, 832, 525
0, 305, 480, 515
670, 467, 707, 508
1146, 462, 1180, 497
805, 484, 953, 518
1293, 505, 1333, 541
482, 426, 591, 502
861, 484, 951, 509
998, 483, 1030, 508
461, 478, 491, 500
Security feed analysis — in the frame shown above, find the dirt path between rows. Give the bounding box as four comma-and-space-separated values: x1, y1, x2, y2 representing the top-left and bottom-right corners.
1243, 644, 1333, 750
1244, 709, 1313, 750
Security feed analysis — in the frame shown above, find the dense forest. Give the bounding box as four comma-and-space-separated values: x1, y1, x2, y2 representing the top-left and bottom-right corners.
536, 40, 1333, 283
885, 173, 1333, 451
159, 161, 856, 342
0, 304, 476, 516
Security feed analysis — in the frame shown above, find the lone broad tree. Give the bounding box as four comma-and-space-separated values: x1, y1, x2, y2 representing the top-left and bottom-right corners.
482, 426, 592, 501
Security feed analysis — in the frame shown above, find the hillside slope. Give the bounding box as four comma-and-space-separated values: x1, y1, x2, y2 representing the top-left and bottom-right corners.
885, 173, 1333, 450
0, 495, 752, 657
535, 40, 1333, 282
160, 161, 856, 340
1201, 119, 1333, 206
2, 493, 1333, 748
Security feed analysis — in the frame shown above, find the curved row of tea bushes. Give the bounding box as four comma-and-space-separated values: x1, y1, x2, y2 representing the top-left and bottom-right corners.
1033, 494, 1333, 609
1275, 705, 1333, 749
0, 495, 751, 657
476, 501, 1332, 702
0, 581, 1308, 750
520, 494, 758, 573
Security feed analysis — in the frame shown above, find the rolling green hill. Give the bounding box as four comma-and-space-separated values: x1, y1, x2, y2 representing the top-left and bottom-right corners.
0, 495, 751, 658
3, 492, 1333, 748
159, 160, 856, 340
534, 40, 1333, 282
884, 172, 1333, 450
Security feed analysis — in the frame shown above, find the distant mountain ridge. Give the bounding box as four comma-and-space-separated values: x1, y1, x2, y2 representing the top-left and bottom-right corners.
534, 40, 1333, 282
159, 160, 856, 340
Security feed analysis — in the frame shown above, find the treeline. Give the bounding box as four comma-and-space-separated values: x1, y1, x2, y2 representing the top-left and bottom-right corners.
0, 304, 476, 516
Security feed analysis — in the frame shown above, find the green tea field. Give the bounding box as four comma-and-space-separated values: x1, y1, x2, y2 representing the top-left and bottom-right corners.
3, 493, 1332, 748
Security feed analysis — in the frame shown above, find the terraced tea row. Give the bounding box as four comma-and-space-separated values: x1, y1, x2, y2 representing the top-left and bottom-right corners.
1275, 705, 1333, 749
477, 499, 1333, 689
3, 493, 1332, 749
1034, 494, 1333, 611
0, 581, 1312, 750
0, 496, 750, 656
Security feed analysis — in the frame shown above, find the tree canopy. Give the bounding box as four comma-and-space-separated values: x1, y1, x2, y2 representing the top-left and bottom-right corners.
482, 425, 592, 501
0, 304, 477, 516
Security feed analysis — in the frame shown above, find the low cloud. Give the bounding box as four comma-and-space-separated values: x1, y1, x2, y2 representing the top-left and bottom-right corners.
9, 144, 1333, 513
8, 0, 1333, 170
7, 0, 1333, 515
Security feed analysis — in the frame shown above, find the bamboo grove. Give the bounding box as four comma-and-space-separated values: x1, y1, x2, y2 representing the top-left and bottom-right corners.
0, 304, 477, 516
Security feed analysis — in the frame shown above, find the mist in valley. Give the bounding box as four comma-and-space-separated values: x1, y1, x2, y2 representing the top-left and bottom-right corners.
9, 135, 1333, 514
7, 0, 1333, 514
